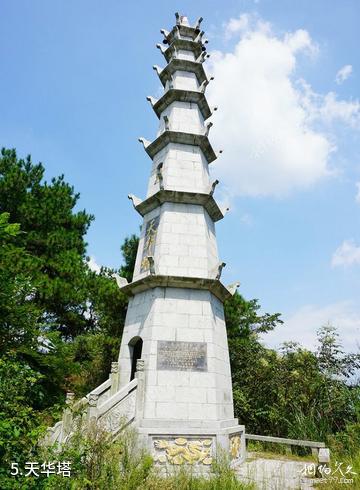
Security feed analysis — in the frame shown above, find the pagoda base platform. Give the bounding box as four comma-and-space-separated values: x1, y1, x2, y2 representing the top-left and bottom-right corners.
136, 419, 246, 469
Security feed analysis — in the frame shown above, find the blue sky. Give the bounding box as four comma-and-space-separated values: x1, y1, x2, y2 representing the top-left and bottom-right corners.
1, 0, 359, 352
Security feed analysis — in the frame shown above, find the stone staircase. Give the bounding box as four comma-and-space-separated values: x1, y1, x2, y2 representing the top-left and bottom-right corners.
45, 360, 145, 446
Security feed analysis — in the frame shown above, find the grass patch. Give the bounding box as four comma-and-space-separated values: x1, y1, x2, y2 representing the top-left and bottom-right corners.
313, 451, 360, 489
246, 450, 315, 463
247, 441, 317, 461
31, 422, 255, 490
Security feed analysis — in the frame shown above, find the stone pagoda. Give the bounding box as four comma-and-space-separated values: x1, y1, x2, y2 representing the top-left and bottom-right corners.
46, 13, 245, 469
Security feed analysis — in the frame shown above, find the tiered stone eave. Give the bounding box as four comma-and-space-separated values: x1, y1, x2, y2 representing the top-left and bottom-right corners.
158, 58, 208, 86
132, 189, 225, 222
151, 89, 212, 120
119, 274, 232, 302
163, 23, 203, 44
161, 38, 205, 63
145, 130, 216, 163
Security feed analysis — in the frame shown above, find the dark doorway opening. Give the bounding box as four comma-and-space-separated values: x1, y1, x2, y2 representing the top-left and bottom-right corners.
129, 337, 143, 381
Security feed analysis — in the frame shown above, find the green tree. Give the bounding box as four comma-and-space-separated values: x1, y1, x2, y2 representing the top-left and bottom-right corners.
0, 355, 46, 488
0, 212, 42, 354
119, 234, 139, 282
225, 292, 283, 340
317, 324, 360, 379
0, 149, 139, 486
228, 317, 360, 442
0, 148, 94, 339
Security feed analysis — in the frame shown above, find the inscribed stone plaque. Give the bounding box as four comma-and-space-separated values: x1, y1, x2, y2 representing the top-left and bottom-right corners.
157, 341, 207, 372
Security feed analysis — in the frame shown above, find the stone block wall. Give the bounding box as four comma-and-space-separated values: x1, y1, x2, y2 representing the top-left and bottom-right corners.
118, 287, 234, 422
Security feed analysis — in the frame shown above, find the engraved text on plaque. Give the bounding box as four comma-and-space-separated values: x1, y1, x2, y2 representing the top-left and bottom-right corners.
157, 341, 208, 372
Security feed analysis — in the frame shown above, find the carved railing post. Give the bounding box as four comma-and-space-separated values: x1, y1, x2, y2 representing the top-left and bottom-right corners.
62, 392, 75, 439
87, 393, 99, 421
110, 362, 120, 396
135, 359, 145, 421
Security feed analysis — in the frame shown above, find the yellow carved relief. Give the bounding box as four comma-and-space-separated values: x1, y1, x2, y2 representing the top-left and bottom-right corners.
229, 434, 241, 459
154, 437, 213, 465
140, 217, 159, 272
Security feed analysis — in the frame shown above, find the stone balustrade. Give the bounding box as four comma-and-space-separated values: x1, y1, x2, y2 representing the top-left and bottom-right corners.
44, 360, 143, 446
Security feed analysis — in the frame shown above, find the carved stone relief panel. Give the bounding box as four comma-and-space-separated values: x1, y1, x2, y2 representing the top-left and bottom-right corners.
229, 433, 242, 460
153, 437, 213, 465
140, 216, 160, 272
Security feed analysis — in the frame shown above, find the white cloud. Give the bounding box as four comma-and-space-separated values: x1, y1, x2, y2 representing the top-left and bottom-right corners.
88, 256, 101, 273
284, 29, 318, 57
335, 64, 353, 84
319, 92, 360, 127
356, 182, 360, 203
299, 80, 360, 128
207, 14, 359, 198
224, 14, 250, 39
262, 301, 360, 353
331, 240, 360, 268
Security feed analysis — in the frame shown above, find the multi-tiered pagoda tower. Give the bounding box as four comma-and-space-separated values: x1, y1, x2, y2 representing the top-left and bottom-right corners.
46, 12, 245, 468
117, 13, 245, 466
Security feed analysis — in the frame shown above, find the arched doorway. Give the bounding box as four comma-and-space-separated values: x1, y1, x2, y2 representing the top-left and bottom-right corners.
129, 337, 143, 381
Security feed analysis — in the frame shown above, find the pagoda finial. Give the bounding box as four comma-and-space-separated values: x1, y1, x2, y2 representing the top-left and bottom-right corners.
175, 12, 190, 26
